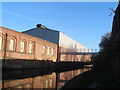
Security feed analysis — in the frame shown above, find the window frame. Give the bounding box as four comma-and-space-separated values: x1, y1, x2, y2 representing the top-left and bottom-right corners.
9, 37, 16, 52
42, 45, 46, 55
20, 40, 26, 53
47, 47, 50, 55
51, 48, 54, 56
28, 41, 34, 54
0, 35, 3, 50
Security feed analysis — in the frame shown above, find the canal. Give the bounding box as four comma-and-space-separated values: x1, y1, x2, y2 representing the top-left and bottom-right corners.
2, 68, 90, 89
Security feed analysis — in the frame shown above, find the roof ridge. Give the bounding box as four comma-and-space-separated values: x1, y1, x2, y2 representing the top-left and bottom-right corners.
22, 27, 59, 33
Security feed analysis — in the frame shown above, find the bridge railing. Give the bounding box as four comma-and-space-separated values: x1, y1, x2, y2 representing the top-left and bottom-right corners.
60, 52, 98, 55
60, 49, 99, 55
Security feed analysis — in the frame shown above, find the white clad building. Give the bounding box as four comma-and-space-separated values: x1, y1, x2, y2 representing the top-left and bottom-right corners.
23, 24, 90, 62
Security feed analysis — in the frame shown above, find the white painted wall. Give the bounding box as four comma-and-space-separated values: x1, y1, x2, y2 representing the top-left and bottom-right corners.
59, 32, 90, 52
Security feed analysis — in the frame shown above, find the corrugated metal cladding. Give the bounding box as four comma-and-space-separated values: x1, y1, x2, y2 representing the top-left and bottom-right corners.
59, 32, 88, 51
23, 25, 89, 51
23, 28, 59, 45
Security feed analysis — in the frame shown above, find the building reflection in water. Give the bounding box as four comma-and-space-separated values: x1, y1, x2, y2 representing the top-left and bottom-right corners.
56, 68, 89, 89
2, 68, 90, 89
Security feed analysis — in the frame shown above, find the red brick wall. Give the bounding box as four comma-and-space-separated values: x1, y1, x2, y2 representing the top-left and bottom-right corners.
0, 26, 57, 62
3, 78, 33, 88
59, 47, 91, 62
33, 73, 56, 88
3, 73, 56, 89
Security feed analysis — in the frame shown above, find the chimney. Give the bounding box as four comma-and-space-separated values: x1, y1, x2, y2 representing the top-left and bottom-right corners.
36, 24, 49, 29
36, 24, 42, 28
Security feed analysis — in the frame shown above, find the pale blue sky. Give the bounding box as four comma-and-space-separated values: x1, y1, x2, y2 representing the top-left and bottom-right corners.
1, 2, 118, 50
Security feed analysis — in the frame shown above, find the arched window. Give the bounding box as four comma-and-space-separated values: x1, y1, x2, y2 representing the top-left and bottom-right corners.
47, 47, 50, 55
51, 48, 54, 56
46, 80, 48, 88
20, 41, 25, 53
43, 45, 46, 55
0, 36, 3, 50
9, 39, 15, 51
50, 79, 53, 87
29, 43, 33, 53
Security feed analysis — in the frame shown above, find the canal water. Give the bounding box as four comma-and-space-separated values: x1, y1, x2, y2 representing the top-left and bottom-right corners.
2, 68, 90, 89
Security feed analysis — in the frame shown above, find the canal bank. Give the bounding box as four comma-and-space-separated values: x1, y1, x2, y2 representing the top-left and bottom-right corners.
61, 70, 120, 89
2, 59, 55, 70
2, 68, 89, 89
2, 59, 91, 70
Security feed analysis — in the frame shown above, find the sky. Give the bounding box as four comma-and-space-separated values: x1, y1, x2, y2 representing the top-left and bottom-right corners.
1, 2, 119, 50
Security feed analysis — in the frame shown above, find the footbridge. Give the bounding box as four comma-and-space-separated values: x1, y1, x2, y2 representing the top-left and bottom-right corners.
60, 49, 98, 55
60, 52, 97, 55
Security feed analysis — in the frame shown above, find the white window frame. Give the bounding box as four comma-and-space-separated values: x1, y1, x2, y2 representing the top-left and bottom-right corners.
20, 41, 25, 53
9, 39, 15, 51
47, 47, 50, 55
51, 48, 54, 56
43, 45, 46, 55
29, 43, 33, 53
0, 36, 2, 50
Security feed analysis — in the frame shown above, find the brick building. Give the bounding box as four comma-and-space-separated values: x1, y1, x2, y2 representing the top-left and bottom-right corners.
0, 26, 58, 69
3, 73, 56, 89
0, 26, 57, 61
23, 24, 91, 62
0, 24, 91, 69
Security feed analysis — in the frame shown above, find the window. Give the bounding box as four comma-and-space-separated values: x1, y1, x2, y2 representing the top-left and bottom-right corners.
51, 48, 54, 56
20, 41, 25, 53
17, 86, 22, 89
47, 47, 50, 55
72, 44, 75, 48
43, 45, 46, 55
46, 80, 48, 88
50, 79, 53, 87
0, 36, 2, 50
29, 43, 33, 53
26, 84, 30, 89
9, 39, 15, 51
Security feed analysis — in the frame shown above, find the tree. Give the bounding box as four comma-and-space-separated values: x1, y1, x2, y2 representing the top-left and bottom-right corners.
93, 32, 114, 72
99, 32, 111, 52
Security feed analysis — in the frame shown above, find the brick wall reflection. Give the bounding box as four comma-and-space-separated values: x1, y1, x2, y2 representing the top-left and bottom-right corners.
3, 73, 56, 89
3, 68, 90, 89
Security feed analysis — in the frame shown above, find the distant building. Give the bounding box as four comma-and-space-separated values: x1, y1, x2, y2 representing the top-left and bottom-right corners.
23, 24, 90, 62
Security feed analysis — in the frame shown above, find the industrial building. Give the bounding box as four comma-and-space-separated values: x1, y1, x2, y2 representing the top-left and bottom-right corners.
0, 25, 91, 69
23, 24, 90, 62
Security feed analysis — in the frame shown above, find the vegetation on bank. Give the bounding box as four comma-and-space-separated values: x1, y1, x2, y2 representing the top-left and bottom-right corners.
61, 71, 120, 89
93, 32, 116, 72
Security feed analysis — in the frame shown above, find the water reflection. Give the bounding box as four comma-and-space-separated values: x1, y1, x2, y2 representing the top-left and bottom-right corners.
56, 68, 89, 89
2, 68, 90, 89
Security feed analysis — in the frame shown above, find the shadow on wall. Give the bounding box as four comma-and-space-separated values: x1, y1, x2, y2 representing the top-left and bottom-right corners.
2, 59, 55, 70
